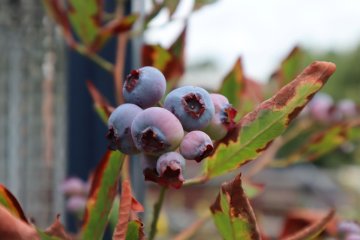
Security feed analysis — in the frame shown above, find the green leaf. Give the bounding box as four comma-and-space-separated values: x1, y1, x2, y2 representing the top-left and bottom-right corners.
0, 184, 28, 223
206, 61, 336, 178
68, 0, 102, 46
125, 220, 145, 240
219, 58, 245, 110
210, 174, 260, 240
80, 151, 125, 240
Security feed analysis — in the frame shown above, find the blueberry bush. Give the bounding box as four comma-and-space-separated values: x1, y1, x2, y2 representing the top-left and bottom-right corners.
1, 1, 360, 240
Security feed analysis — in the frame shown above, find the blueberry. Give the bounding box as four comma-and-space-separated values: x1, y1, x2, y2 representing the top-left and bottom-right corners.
131, 107, 184, 155
204, 93, 237, 140
107, 103, 143, 154
123, 66, 166, 108
338, 221, 360, 234
66, 195, 87, 213
164, 86, 215, 131
156, 152, 185, 189
180, 131, 213, 162
308, 92, 334, 122
337, 99, 357, 118
60, 177, 88, 196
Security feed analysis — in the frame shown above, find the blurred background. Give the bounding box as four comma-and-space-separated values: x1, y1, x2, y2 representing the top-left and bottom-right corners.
0, 0, 359, 238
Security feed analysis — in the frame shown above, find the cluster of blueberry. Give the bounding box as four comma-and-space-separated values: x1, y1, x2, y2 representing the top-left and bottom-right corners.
107, 66, 236, 188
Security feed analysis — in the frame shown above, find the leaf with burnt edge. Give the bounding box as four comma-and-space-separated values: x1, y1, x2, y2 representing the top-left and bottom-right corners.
68, 0, 103, 46
210, 174, 260, 240
279, 121, 360, 165
142, 26, 186, 84
113, 180, 144, 240
272, 46, 305, 89
0, 184, 28, 223
281, 209, 335, 240
206, 61, 336, 178
86, 81, 114, 124
80, 151, 125, 240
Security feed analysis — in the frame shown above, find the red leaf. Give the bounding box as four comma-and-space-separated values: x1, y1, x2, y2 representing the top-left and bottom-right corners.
43, 0, 75, 47
86, 80, 114, 118
0, 184, 28, 223
0, 205, 39, 240
113, 180, 144, 240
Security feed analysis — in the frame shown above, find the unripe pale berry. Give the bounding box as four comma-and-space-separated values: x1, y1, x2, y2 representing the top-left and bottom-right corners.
204, 93, 237, 140
156, 152, 185, 189
180, 131, 213, 162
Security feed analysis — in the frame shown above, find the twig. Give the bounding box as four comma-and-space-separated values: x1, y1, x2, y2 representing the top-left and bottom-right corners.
114, 32, 128, 104
183, 175, 208, 187
149, 186, 167, 240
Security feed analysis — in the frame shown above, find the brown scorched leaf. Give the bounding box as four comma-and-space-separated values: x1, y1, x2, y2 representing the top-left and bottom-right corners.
281, 209, 335, 240
279, 209, 338, 239
206, 61, 336, 178
210, 174, 260, 240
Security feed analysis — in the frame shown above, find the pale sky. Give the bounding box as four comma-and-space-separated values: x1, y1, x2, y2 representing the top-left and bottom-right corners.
145, 0, 360, 82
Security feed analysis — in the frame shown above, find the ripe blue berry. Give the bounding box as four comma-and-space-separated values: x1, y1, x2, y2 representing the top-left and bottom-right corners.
164, 86, 215, 131
308, 92, 334, 122
131, 107, 184, 155
204, 94, 237, 140
180, 131, 213, 162
156, 152, 185, 189
123, 66, 166, 108
107, 103, 143, 154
